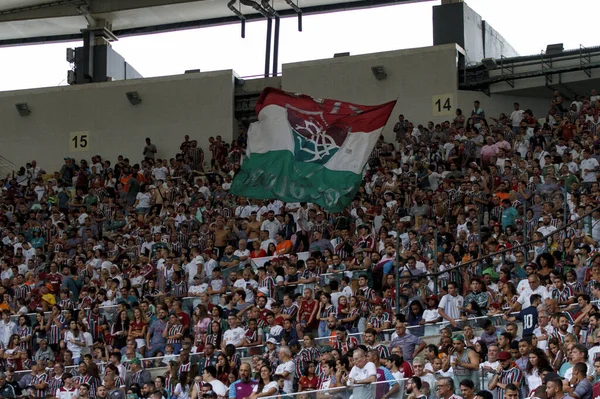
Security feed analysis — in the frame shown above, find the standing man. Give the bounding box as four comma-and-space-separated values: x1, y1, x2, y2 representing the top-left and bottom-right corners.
471, 101, 485, 129
438, 282, 464, 328
143, 138, 157, 161
510, 103, 524, 133
389, 321, 425, 362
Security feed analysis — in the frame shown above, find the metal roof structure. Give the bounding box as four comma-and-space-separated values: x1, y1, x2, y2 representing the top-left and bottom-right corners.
0, 0, 430, 46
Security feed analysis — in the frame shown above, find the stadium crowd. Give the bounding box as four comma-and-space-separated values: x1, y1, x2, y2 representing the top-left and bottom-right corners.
0, 89, 599, 399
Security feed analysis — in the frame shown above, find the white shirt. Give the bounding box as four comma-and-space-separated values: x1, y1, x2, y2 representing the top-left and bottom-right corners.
510, 109, 524, 127
348, 362, 377, 399
517, 285, 549, 308
65, 330, 84, 358
222, 327, 245, 347
0, 320, 15, 347
152, 167, 168, 181
186, 255, 204, 286
261, 219, 282, 239
234, 249, 251, 268
438, 294, 464, 320
56, 387, 79, 399
275, 360, 295, 394
204, 258, 218, 279
233, 278, 258, 303
537, 224, 557, 236
207, 379, 229, 396
581, 157, 599, 182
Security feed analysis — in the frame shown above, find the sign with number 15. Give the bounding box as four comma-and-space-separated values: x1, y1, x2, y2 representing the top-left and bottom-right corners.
70, 132, 90, 152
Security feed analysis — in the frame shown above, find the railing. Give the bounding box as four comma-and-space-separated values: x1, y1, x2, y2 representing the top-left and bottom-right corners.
427, 204, 600, 293
262, 378, 407, 399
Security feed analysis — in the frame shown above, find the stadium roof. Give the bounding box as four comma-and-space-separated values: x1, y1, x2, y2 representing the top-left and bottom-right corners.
0, 0, 430, 46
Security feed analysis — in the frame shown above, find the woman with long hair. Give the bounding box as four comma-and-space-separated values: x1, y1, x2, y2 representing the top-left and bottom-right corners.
250, 240, 267, 259
64, 320, 86, 364
3, 334, 24, 370
525, 347, 552, 394
499, 281, 519, 312
266, 243, 277, 257
164, 360, 179, 398
547, 337, 566, 371
205, 321, 222, 349
339, 296, 360, 334
474, 340, 488, 364
16, 315, 32, 354
215, 353, 230, 385
112, 309, 130, 350
193, 305, 211, 353
316, 293, 335, 338
173, 371, 191, 399
249, 365, 278, 398
128, 307, 149, 356
407, 300, 425, 336
298, 361, 319, 392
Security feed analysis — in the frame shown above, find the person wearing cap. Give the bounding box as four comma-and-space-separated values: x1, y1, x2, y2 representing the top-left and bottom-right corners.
127, 358, 151, 387
488, 351, 523, 399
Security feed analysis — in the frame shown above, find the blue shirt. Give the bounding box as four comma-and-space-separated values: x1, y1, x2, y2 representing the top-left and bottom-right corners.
501, 206, 518, 229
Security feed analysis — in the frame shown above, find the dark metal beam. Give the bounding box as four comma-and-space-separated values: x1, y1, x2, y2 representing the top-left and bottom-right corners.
0, 0, 427, 47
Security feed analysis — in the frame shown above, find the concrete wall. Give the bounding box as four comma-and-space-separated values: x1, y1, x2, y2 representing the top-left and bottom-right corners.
458, 90, 551, 123
0, 70, 235, 172
281, 44, 463, 142
433, 2, 519, 65
482, 21, 519, 60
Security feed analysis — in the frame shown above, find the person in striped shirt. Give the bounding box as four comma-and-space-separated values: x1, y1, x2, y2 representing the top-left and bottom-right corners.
364, 328, 390, 359
550, 274, 575, 307
333, 324, 359, 355
488, 351, 523, 399
30, 363, 49, 399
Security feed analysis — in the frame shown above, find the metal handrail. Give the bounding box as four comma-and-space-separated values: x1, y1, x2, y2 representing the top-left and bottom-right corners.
428, 204, 600, 279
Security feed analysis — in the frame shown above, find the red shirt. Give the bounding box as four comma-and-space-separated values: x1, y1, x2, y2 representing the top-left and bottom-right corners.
299, 375, 319, 390
299, 300, 318, 328
177, 311, 191, 330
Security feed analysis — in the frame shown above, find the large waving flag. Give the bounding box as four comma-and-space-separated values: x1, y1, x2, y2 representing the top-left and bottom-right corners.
230, 88, 396, 212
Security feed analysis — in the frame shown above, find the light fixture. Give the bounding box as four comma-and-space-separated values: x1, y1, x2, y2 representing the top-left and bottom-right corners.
371, 66, 387, 80
125, 91, 142, 105
66, 48, 75, 63
15, 103, 31, 116
481, 57, 498, 69
184, 69, 201, 74
546, 43, 564, 55
334, 52, 350, 58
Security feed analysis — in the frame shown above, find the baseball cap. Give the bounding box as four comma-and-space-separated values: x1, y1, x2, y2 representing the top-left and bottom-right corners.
266, 338, 278, 345
497, 351, 511, 361
129, 358, 142, 366
452, 334, 465, 342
